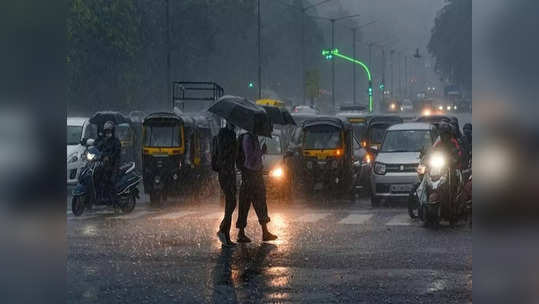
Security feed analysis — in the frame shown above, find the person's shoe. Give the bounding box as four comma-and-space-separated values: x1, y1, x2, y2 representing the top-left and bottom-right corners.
237, 232, 252, 243
262, 231, 278, 242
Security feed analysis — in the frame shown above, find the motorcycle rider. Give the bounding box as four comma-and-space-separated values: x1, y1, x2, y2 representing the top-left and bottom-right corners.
96, 121, 122, 209
462, 123, 472, 169
433, 122, 462, 169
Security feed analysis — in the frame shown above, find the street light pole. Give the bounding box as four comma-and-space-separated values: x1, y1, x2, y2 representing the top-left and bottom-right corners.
166, 0, 171, 105
331, 19, 335, 110
257, 0, 262, 99
352, 28, 357, 105
390, 49, 395, 98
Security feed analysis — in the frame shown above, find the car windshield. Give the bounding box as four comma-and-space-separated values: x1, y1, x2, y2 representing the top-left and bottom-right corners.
143, 125, 182, 147
67, 125, 82, 145
381, 130, 432, 153
369, 125, 390, 145
304, 125, 341, 149
262, 135, 282, 154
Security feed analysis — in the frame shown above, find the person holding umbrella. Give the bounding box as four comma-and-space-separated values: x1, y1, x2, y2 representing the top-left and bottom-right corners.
235, 130, 278, 242
208, 96, 277, 243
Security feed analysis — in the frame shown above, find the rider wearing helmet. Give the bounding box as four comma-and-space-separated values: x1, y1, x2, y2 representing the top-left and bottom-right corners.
462, 123, 472, 169
97, 121, 122, 206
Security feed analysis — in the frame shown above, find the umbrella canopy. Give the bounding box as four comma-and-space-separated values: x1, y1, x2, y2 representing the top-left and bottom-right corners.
89, 111, 131, 127
262, 105, 296, 126
208, 95, 273, 137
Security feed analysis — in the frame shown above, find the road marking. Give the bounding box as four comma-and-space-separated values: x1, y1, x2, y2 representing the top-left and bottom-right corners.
338, 214, 373, 225
295, 213, 331, 223
108, 210, 156, 220
200, 212, 223, 220
386, 213, 412, 226
150, 211, 197, 220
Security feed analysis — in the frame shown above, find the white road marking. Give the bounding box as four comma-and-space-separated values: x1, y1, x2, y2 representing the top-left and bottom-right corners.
295, 213, 331, 223
386, 213, 413, 226
108, 210, 156, 220
150, 211, 197, 220
338, 214, 373, 225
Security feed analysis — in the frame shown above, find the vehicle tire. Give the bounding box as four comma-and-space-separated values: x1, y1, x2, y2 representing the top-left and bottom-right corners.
150, 191, 161, 207
121, 194, 136, 214
71, 196, 85, 217
370, 193, 380, 207
408, 193, 419, 219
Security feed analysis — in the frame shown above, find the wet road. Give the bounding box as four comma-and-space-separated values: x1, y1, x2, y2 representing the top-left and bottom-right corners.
67, 194, 472, 303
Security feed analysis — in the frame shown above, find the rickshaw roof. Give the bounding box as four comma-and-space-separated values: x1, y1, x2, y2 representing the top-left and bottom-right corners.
302, 116, 352, 130
143, 112, 182, 124
367, 115, 403, 127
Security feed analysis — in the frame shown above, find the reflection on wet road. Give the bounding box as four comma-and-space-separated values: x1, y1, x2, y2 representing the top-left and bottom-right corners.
67, 197, 472, 303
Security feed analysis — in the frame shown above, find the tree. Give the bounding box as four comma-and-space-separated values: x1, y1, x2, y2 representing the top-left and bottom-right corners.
427, 0, 471, 93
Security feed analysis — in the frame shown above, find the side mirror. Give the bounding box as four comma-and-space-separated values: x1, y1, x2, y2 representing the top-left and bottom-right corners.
86, 138, 95, 146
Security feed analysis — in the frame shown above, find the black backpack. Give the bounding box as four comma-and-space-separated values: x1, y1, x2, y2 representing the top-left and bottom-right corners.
211, 135, 219, 172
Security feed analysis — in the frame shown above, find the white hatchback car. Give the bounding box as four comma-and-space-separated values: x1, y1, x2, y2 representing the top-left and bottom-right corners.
67, 117, 89, 184
370, 123, 438, 205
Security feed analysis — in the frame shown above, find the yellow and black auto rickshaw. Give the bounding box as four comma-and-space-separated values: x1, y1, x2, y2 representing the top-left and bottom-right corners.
295, 116, 361, 196
142, 112, 188, 206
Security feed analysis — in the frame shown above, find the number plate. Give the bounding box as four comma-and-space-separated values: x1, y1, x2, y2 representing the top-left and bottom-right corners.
390, 184, 413, 193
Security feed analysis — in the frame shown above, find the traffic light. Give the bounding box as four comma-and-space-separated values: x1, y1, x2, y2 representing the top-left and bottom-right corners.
248, 81, 255, 88
368, 87, 373, 96
379, 83, 385, 90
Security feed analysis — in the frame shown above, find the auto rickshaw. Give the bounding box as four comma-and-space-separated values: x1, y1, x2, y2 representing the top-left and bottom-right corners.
142, 112, 187, 206
295, 116, 360, 196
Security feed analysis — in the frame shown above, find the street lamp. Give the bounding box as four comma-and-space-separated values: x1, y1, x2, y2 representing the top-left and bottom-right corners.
349, 21, 376, 105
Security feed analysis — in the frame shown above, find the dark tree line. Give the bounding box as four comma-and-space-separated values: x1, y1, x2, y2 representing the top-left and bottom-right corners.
67, 0, 328, 115
428, 0, 471, 94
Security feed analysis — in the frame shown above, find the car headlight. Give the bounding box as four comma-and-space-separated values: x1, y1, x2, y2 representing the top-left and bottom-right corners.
306, 161, 313, 169
417, 164, 426, 175
68, 153, 79, 163
374, 162, 386, 175
446, 105, 451, 111
87, 153, 95, 161
270, 167, 284, 179
438, 105, 443, 111
453, 105, 457, 110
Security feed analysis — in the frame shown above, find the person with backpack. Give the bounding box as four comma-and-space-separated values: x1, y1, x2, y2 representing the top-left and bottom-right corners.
213, 121, 238, 247
235, 131, 278, 243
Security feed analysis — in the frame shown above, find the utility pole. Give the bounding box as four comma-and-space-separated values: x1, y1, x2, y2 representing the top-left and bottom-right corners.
390, 49, 395, 98
404, 55, 408, 98
257, 0, 262, 99
352, 28, 357, 105
166, 0, 171, 105
301, 10, 305, 104
331, 19, 335, 110
398, 52, 402, 98
381, 49, 386, 112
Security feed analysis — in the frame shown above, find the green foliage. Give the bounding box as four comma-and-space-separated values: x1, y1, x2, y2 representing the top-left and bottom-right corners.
428, 0, 471, 93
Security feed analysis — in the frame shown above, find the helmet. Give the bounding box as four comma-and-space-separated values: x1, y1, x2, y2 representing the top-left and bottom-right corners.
438, 122, 452, 141
103, 121, 115, 131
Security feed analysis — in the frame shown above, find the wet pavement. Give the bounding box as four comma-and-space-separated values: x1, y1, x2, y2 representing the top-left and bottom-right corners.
67, 193, 472, 303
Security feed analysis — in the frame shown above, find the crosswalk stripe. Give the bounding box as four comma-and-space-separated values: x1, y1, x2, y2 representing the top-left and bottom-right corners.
338, 214, 373, 225
151, 211, 197, 220
385, 213, 412, 226
295, 213, 331, 223
108, 210, 156, 220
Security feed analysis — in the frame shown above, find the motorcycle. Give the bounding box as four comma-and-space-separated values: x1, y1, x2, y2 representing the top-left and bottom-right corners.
71, 145, 141, 216
416, 151, 466, 228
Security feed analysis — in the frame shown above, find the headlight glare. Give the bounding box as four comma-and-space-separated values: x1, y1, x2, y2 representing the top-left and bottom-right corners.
270, 167, 284, 179
87, 153, 95, 161
429, 153, 446, 170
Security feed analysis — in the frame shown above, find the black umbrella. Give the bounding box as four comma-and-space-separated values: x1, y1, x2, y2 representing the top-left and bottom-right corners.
89, 111, 131, 126
262, 106, 296, 126
208, 96, 273, 137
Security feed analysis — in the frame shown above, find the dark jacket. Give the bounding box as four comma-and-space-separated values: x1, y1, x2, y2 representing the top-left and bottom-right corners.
97, 136, 122, 169
216, 128, 237, 172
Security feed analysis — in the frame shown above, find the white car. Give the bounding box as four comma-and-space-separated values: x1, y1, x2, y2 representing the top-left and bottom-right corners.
370, 123, 438, 206
67, 117, 89, 184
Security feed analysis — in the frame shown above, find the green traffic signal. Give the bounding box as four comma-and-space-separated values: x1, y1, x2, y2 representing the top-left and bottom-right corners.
248, 81, 255, 88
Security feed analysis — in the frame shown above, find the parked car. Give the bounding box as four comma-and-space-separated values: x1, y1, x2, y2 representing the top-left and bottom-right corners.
370, 123, 438, 206
67, 117, 89, 184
